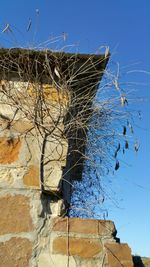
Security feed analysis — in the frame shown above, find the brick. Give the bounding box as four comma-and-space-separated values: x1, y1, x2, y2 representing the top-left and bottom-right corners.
23, 165, 40, 187
53, 236, 102, 258
0, 237, 32, 267
52, 217, 116, 236
0, 194, 33, 235
0, 137, 21, 164
105, 242, 133, 267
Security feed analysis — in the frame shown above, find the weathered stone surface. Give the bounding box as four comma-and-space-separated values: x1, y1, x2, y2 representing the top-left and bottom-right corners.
52, 217, 116, 236
27, 83, 69, 106
0, 194, 33, 235
105, 242, 133, 267
0, 237, 32, 267
38, 253, 77, 267
23, 165, 40, 187
0, 137, 21, 164
12, 120, 33, 133
53, 236, 102, 258
44, 162, 63, 192
0, 169, 14, 185
44, 136, 68, 162
0, 167, 27, 187
50, 200, 65, 217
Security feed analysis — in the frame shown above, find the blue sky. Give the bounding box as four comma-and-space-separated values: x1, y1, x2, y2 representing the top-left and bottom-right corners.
0, 0, 150, 257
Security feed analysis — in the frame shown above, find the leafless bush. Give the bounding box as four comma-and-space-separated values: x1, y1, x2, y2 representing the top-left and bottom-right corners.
69, 59, 140, 218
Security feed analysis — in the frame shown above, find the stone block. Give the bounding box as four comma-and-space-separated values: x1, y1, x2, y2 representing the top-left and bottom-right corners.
50, 200, 66, 217
0, 237, 32, 267
44, 162, 63, 192
105, 242, 133, 267
52, 217, 116, 237
38, 253, 77, 267
0, 167, 27, 188
44, 135, 68, 162
0, 194, 33, 235
0, 137, 21, 164
52, 236, 102, 258
11, 120, 33, 134
23, 165, 40, 187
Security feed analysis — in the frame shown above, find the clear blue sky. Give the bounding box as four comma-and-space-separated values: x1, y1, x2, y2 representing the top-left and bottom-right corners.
0, 0, 150, 257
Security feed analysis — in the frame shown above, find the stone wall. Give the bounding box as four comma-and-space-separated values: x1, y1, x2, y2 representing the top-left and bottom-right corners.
0, 79, 69, 267
0, 214, 134, 267
0, 50, 135, 267
0, 97, 135, 266
0, 80, 69, 193
49, 217, 133, 267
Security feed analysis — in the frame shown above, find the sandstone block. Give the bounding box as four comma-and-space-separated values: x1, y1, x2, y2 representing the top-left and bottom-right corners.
23, 165, 40, 187
0, 137, 21, 164
12, 120, 33, 133
52, 217, 116, 237
44, 162, 63, 192
105, 242, 133, 267
52, 236, 102, 258
0, 237, 32, 267
38, 253, 77, 267
0, 194, 33, 235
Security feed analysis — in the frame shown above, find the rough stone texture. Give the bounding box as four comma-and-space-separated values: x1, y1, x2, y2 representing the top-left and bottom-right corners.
12, 120, 33, 134
44, 162, 63, 192
38, 253, 77, 267
0, 194, 33, 235
105, 242, 133, 267
0, 237, 32, 267
0, 137, 21, 164
53, 236, 103, 258
0, 167, 27, 188
49, 217, 134, 266
27, 83, 69, 105
52, 217, 116, 236
23, 165, 40, 187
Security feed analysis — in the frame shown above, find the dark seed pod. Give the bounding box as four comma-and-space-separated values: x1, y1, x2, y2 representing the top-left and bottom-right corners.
125, 140, 129, 149
116, 143, 121, 152
114, 150, 117, 158
123, 126, 127, 135
115, 160, 120, 171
